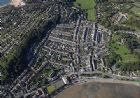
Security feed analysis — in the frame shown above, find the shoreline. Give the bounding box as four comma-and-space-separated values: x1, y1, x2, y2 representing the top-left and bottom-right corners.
0, 0, 11, 8
80, 78, 140, 86
11, 0, 25, 7
54, 78, 140, 98
56, 79, 140, 98
0, 0, 25, 8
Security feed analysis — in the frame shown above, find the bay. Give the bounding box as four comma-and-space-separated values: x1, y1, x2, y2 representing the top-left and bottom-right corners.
0, 0, 10, 6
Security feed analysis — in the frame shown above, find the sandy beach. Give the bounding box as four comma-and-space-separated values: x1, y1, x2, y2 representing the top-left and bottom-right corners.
56, 81, 140, 98
0, 0, 25, 8
10, 0, 25, 7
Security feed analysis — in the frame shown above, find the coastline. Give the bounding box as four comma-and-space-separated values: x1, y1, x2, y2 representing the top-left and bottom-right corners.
10, 0, 25, 7
80, 78, 140, 86
0, 0, 25, 8
0, 0, 10, 8
0, 5, 8, 8
56, 79, 140, 98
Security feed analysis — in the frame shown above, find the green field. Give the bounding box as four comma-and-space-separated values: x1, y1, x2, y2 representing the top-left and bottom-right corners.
132, 2, 140, 16
74, 0, 96, 21
47, 85, 56, 94
119, 2, 140, 16
121, 2, 140, 30
108, 34, 139, 64
131, 7, 140, 16
110, 41, 138, 63
43, 68, 53, 77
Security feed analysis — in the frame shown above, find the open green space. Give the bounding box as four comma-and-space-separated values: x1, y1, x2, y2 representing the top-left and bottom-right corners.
97, 1, 140, 31
119, 2, 140, 30
108, 34, 139, 64
132, 2, 140, 15
43, 68, 54, 77
107, 33, 140, 71
74, 0, 96, 21
131, 6, 140, 16
47, 85, 56, 94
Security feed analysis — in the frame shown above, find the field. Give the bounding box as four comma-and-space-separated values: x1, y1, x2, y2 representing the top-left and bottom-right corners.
132, 2, 140, 16
47, 85, 56, 94
56, 82, 140, 98
123, 3, 140, 16
131, 6, 140, 16
108, 34, 139, 64
74, 0, 96, 21
121, 2, 140, 30
43, 68, 53, 77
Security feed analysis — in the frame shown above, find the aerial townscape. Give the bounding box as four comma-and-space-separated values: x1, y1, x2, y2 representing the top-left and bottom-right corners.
0, 0, 140, 98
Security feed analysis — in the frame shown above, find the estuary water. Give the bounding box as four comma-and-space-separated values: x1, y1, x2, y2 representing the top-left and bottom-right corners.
0, 0, 10, 6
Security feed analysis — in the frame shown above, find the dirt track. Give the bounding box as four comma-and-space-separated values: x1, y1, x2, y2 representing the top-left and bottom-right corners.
55, 82, 140, 98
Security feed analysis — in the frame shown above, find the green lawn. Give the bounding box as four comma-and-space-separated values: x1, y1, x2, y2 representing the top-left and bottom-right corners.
43, 68, 53, 77
109, 34, 139, 64
74, 0, 96, 21
121, 2, 140, 16
111, 43, 138, 63
132, 2, 140, 16
131, 6, 140, 16
121, 3, 140, 30
47, 85, 56, 94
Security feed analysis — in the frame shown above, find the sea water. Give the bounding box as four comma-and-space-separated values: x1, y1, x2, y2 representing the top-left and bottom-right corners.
0, 0, 10, 6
